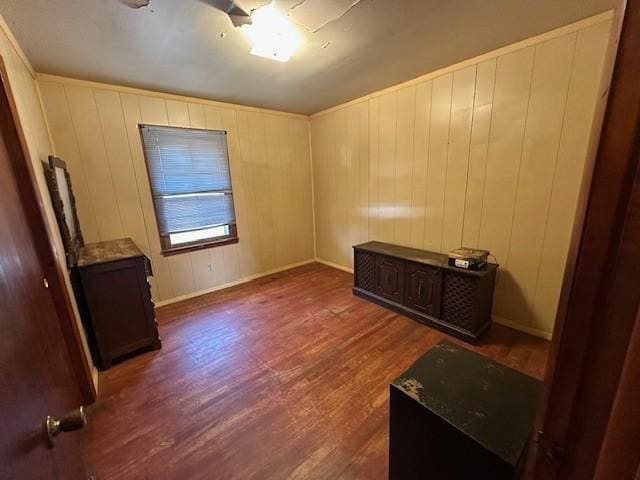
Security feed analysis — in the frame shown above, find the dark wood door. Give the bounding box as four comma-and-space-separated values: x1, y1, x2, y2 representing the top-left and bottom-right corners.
375, 255, 404, 303
0, 67, 87, 478
404, 263, 441, 317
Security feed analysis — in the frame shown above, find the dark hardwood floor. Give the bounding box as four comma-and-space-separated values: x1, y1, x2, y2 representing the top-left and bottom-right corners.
82, 262, 549, 479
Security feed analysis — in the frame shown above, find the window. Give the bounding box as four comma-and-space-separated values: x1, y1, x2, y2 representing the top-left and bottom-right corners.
140, 124, 238, 255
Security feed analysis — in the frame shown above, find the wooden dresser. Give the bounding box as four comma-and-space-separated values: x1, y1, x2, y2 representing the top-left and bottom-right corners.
76, 238, 161, 369
353, 241, 497, 343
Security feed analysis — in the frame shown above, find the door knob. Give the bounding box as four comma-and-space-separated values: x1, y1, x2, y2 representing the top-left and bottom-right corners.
45, 406, 87, 447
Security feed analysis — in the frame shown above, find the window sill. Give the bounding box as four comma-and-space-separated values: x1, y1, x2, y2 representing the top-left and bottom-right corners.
161, 237, 239, 256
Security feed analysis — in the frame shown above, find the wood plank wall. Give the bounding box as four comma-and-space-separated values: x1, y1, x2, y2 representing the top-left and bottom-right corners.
0, 18, 98, 385
38, 78, 315, 304
310, 17, 613, 337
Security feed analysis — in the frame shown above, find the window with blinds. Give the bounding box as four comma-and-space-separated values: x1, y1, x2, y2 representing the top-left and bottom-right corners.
140, 124, 238, 254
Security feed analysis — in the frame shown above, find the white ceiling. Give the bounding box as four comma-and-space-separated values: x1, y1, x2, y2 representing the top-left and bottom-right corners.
1, 0, 615, 114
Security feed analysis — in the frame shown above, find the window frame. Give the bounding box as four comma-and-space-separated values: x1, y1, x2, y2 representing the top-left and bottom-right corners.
138, 123, 239, 256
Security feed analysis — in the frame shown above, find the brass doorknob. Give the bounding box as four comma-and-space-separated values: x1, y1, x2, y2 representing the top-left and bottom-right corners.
45, 406, 87, 447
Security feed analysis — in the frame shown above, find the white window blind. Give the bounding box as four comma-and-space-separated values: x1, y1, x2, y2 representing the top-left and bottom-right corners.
140, 125, 237, 238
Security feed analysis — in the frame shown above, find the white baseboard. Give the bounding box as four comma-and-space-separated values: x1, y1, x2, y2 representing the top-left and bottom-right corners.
155, 259, 316, 307
315, 257, 354, 273
492, 315, 553, 340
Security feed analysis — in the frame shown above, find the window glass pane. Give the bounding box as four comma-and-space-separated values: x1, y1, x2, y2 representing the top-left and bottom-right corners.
169, 225, 230, 246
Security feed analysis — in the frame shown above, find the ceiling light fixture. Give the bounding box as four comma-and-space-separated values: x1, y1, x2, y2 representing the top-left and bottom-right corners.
242, 2, 301, 63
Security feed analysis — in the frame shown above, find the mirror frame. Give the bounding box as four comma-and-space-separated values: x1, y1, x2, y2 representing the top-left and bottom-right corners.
42, 155, 84, 268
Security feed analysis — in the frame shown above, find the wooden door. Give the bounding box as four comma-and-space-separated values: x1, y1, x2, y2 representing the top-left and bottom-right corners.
0, 66, 88, 478
404, 263, 441, 317
375, 255, 404, 304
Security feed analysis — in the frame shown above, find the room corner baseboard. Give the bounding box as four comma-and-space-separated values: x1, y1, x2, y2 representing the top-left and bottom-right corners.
154, 259, 316, 307
315, 257, 354, 273
492, 316, 553, 340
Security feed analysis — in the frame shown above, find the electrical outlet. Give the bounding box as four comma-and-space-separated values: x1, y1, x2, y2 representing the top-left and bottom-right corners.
207, 263, 213, 272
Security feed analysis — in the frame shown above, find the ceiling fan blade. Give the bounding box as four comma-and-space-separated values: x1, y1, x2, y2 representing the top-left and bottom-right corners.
199, 0, 252, 26
118, 0, 150, 8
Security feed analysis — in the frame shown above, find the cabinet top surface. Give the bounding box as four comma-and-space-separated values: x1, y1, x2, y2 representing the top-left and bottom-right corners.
353, 241, 497, 275
78, 238, 145, 267
392, 341, 541, 466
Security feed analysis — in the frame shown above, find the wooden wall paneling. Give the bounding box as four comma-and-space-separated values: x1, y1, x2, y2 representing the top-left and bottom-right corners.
39, 77, 314, 305
163, 99, 197, 297
531, 20, 612, 333
346, 104, 361, 268
248, 112, 277, 271
283, 116, 301, 264
409, 81, 432, 249
287, 117, 304, 264
310, 116, 326, 259
324, 111, 338, 264
291, 117, 313, 262
368, 97, 380, 241
377, 91, 398, 244
424, 73, 453, 252
300, 118, 316, 260
320, 114, 333, 261
334, 108, 349, 266
441, 65, 476, 253
265, 114, 288, 267
502, 34, 576, 327
37, 82, 100, 242
309, 17, 612, 337
64, 85, 124, 240
479, 47, 534, 319
394, 85, 416, 247
218, 107, 246, 282
235, 110, 264, 275
280, 117, 297, 263
93, 90, 149, 255
461, 59, 496, 248
357, 102, 369, 245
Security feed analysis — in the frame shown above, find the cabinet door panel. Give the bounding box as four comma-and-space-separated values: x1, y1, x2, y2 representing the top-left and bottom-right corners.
375, 255, 405, 303
405, 263, 442, 317
354, 250, 375, 292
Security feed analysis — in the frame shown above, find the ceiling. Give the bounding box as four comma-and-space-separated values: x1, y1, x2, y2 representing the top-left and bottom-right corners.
1, 0, 616, 115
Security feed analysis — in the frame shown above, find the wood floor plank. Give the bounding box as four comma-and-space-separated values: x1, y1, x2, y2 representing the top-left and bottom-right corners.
82, 263, 549, 479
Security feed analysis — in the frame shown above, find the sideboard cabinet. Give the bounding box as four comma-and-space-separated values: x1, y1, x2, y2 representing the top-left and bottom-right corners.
353, 242, 497, 343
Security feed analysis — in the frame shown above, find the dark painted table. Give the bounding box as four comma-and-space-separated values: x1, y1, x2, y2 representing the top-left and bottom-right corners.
389, 341, 542, 479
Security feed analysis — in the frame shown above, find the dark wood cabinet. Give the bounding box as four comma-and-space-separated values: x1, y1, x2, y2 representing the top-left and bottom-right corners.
353, 242, 497, 343
76, 238, 161, 369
